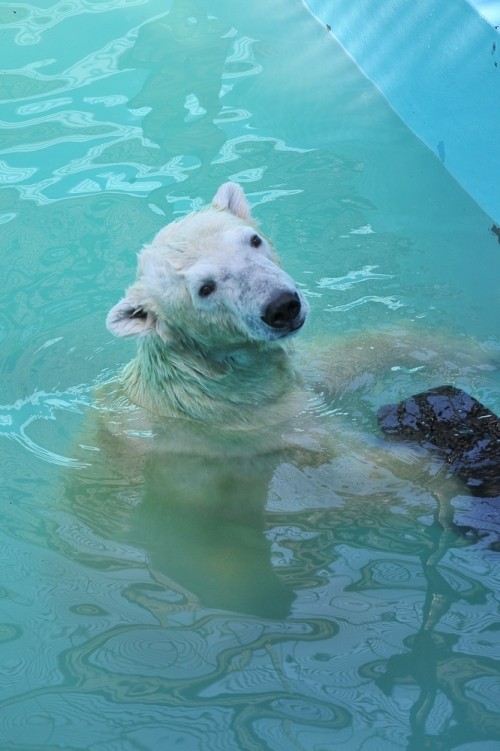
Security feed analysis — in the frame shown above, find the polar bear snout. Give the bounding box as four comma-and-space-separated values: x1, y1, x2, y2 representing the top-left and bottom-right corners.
261, 291, 304, 333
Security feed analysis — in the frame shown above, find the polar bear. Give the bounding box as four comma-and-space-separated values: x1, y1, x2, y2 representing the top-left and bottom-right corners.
75, 181, 492, 617
103, 181, 485, 448
105, 181, 311, 432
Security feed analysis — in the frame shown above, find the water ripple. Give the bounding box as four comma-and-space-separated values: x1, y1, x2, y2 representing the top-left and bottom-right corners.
17, 97, 73, 115
465, 676, 500, 713
223, 36, 263, 79
327, 295, 405, 313
0, 110, 126, 154
0, 159, 37, 184
0, 387, 92, 467
5, 0, 146, 47
214, 134, 311, 164
317, 265, 393, 291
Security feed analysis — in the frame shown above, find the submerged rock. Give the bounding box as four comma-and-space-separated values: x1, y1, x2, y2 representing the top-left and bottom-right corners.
377, 385, 500, 497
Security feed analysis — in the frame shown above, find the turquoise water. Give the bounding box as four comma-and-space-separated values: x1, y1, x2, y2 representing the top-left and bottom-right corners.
1, 1, 500, 750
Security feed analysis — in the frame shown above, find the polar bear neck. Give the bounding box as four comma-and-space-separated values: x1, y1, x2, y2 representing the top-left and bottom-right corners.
120, 334, 303, 428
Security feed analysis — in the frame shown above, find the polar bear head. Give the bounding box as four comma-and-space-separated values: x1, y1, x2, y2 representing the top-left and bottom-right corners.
106, 183, 308, 350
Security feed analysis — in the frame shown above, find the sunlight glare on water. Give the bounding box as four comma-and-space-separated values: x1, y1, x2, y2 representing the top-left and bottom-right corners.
0, 1, 499, 750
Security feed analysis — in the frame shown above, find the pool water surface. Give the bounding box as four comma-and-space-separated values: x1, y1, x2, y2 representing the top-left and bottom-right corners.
0, 1, 499, 750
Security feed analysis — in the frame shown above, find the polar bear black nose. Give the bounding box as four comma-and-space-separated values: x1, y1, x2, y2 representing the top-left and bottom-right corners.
262, 291, 302, 329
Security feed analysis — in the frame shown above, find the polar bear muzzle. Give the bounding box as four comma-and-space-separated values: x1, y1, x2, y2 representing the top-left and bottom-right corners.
261, 291, 304, 333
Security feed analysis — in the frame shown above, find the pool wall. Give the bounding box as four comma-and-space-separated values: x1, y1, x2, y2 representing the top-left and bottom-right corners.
304, 0, 500, 223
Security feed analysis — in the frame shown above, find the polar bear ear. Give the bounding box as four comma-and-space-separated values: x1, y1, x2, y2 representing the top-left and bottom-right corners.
106, 297, 156, 338
212, 182, 251, 221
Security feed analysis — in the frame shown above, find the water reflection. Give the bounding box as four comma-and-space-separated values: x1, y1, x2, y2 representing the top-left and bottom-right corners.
67, 414, 307, 618
87, 0, 236, 211
118, 1, 231, 156
360, 489, 500, 749
43, 353, 496, 748
40, 427, 497, 750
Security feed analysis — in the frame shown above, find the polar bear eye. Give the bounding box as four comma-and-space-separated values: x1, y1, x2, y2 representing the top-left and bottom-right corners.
198, 281, 216, 298
130, 307, 148, 320
250, 234, 262, 248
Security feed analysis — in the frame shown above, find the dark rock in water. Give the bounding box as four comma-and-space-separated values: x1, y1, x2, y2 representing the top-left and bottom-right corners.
377, 385, 500, 497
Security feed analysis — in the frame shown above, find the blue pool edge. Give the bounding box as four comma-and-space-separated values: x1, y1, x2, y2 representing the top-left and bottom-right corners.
304, 0, 500, 223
